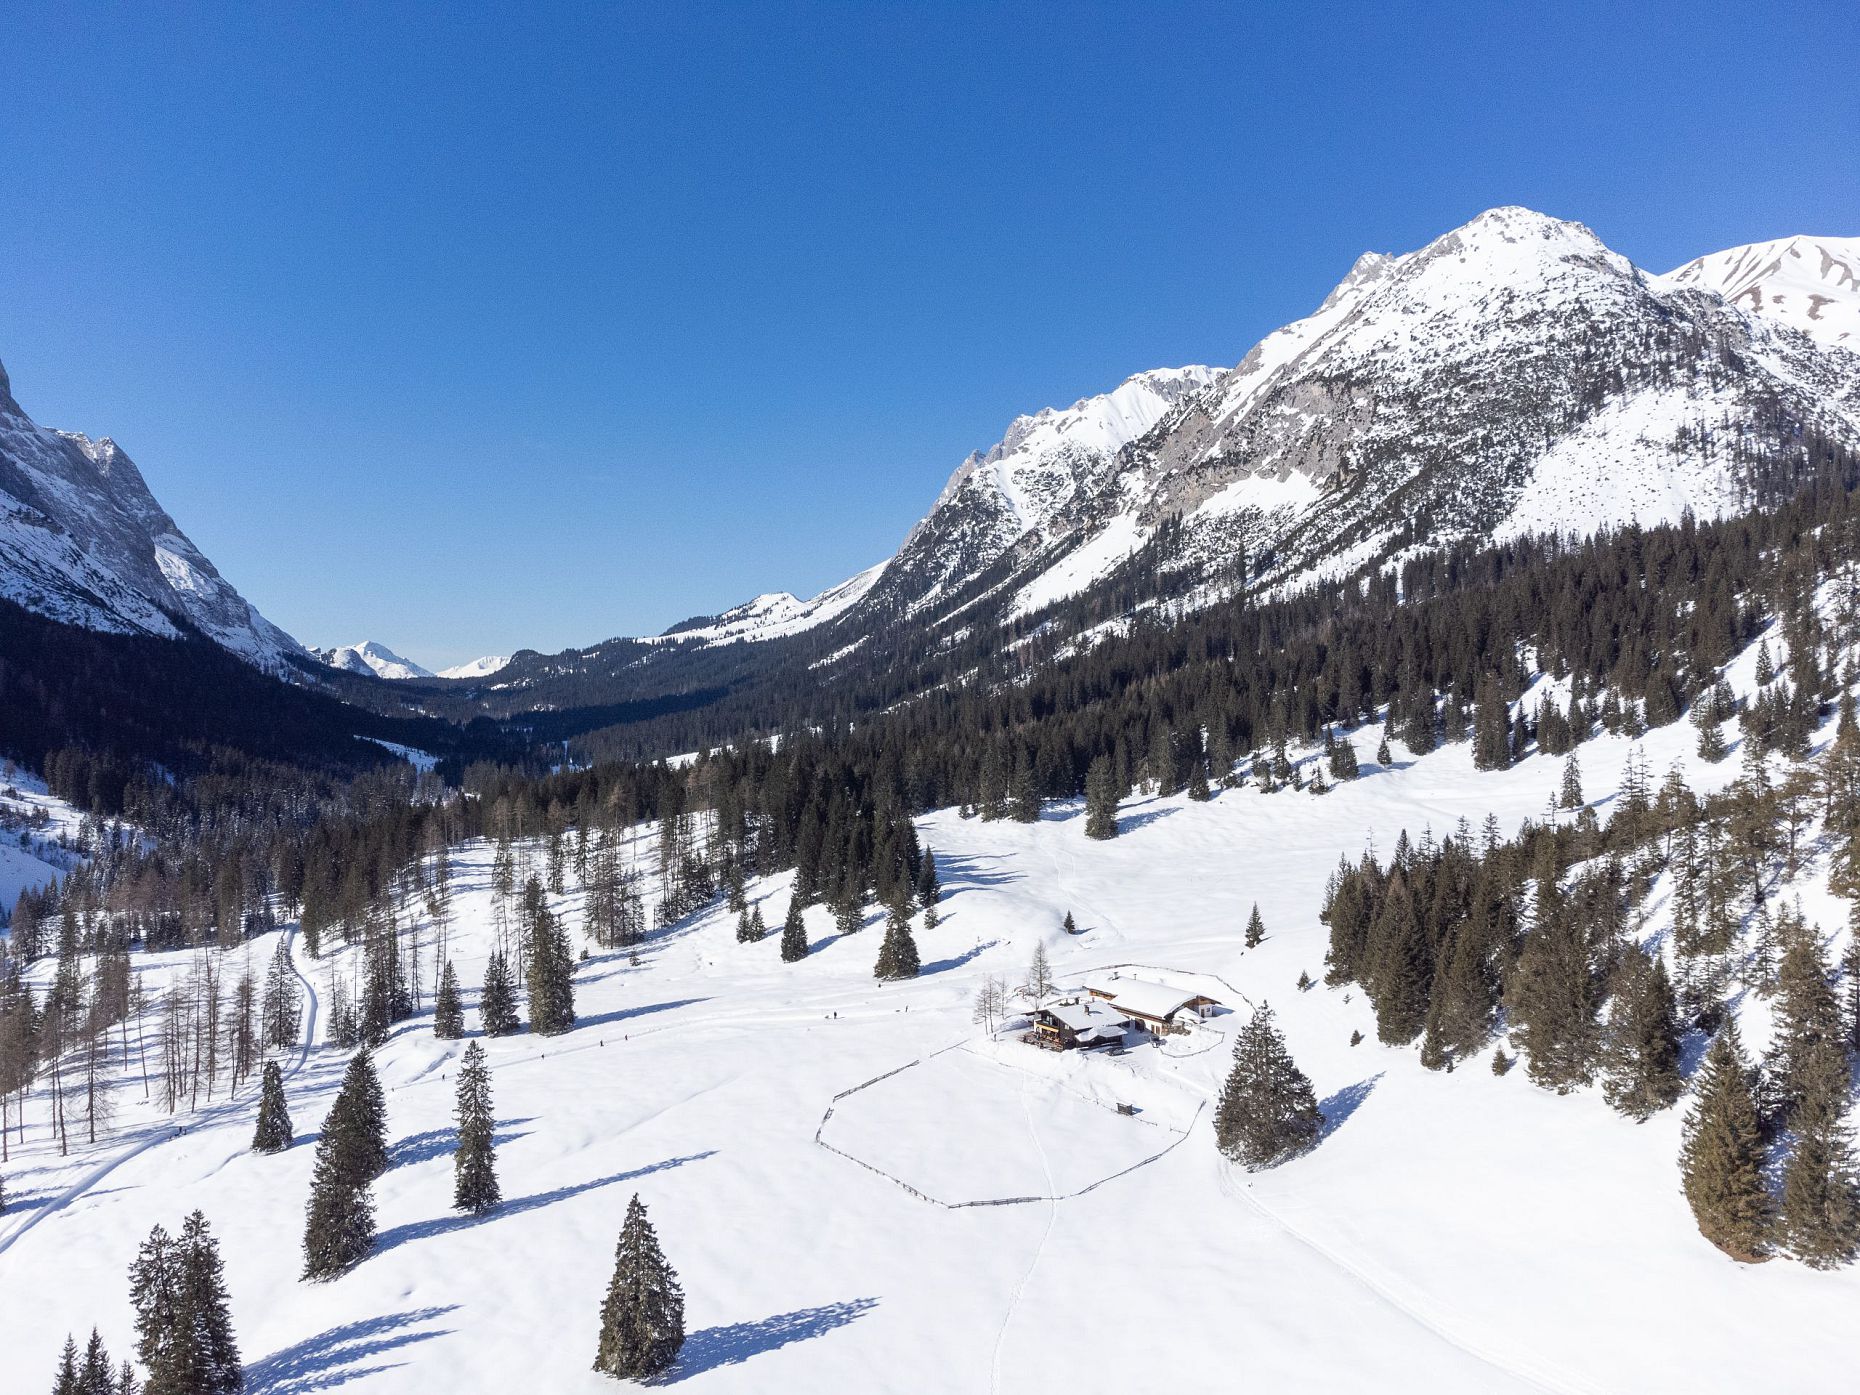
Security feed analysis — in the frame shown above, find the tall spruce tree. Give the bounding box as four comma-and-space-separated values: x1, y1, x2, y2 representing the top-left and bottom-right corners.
1506, 876, 1601, 1093
79, 1328, 113, 1395
1213, 1004, 1322, 1169
130, 1213, 241, 1394
524, 877, 577, 1036
1778, 1035, 1860, 1269
52, 1335, 79, 1395
480, 949, 520, 1037
594, 1194, 686, 1381
452, 1041, 501, 1216
1244, 904, 1266, 949
1679, 1021, 1773, 1263
1763, 920, 1845, 1127
301, 1051, 384, 1280
779, 899, 808, 963
874, 902, 921, 981
1599, 951, 1683, 1121
251, 1059, 293, 1154
1084, 757, 1119, 840
433, 960, 465, 1040
174, 1212, 241, 1394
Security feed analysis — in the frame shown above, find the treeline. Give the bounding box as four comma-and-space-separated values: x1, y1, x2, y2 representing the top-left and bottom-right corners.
1321, 706, 1860, 1267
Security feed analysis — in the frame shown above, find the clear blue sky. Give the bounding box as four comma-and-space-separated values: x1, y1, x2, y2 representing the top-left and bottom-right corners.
2, 2, 1854, 667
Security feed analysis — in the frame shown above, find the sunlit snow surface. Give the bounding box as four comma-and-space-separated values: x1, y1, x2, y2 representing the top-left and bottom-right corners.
3, 623, 1857, 1392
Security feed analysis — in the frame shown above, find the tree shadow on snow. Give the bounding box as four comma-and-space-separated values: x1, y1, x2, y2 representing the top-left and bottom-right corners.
371, 1152, 717, 1258
931, 851, 1020, 892
389, 1119, 535, 1169
1118, 806, 1179, 834
245, 1305, 459, 1395
668, 1298, 880, 1381
574, 998, 710, 1034
1318, 1073, 1382, 1142
921, 939, 999, 976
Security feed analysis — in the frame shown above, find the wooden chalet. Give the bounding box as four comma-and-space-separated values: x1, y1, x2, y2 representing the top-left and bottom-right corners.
1084, 977, 1221, 1031
1030, 997, 1128, 1050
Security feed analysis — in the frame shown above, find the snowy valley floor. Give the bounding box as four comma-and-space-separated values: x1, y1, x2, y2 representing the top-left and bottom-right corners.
3, 703, 1858, 1392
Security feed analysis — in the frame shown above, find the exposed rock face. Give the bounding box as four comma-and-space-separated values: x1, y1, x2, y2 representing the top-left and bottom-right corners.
0, 360, 305, 671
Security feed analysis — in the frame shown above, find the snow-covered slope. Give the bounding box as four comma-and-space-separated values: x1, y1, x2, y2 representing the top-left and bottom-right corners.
436, 654, 511, 680
4, 626, 1856, 1392
634, 209, 1859, 673
0, 359, 305, 672
314, 640, 436, 681
649, 563, 888, 647
1659, 235, 1860, 350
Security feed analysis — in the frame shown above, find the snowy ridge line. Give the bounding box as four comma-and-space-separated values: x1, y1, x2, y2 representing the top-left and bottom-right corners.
1223, 1167, 1604, 1395
814, 1041, 1204, 1208
0, 926, 320, 1258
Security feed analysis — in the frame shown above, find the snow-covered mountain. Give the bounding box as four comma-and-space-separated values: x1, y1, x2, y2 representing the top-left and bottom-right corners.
1659, 235, 1860, 349
436, 654, 511, 680
0, 359, 306, 672
639, 207, 1860, 665
313, 641, 436, 681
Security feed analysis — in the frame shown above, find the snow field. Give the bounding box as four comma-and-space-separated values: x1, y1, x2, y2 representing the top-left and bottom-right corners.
2, 621, 1858, 1391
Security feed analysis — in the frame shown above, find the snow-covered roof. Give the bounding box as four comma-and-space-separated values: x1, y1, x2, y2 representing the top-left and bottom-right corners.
1088, 978, 1214, 1022
1041, 999, 1125, 1035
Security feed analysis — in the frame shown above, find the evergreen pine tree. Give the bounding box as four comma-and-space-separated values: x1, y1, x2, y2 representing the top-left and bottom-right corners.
79, 1328, 113, 1395
1244, 904, 1265, 949
524, 877, 577, 1036
1558, 753, 1583, 809
1472, 680, 1512, 771
1778, 1035, 1860, 1269
52, 1335, 79, 1395
1366, 874, 1431, 1044
174, 1211, 241, 1394
1375, 734, 1393, 766
917, 849, 940, 928
302, 1052, 383, 1280
453, 1041, 501, 1216
1009, 747, 1041, 822
1506, 875, 1601, 1093
833, 879, 863, 937
1679, 1021, 1773, 1263
1763, 920, 1845, 1127
874, 901, 921, 981
593, 1194, 686, 1381
1186, 757, 1211, 801
779, 899, 808, 962
1600, 952, 1683, 1121
433, 960, 464, 1039
1213, 1004, 1322, 1170
1084, 756, 1119, 840
480, 949, 520, 1036
128, 1225, 180, 1388
251, 1059, 293, 1154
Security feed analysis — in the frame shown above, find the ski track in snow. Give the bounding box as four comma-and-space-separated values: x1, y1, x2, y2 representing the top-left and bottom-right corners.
988, 1068, 1059, 1395
1220, 1161, 1603, 1395
0, 927, 320, 1259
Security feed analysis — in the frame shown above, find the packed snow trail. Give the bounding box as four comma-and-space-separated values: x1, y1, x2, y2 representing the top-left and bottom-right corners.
988, 1066, 1060, 1395
1218, 1160, 1604, 1395
0, 926, 320, 1258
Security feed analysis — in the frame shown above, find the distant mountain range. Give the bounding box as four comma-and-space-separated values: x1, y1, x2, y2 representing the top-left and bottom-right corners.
311, 641, 509, 682
3, 209, 1857, 733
